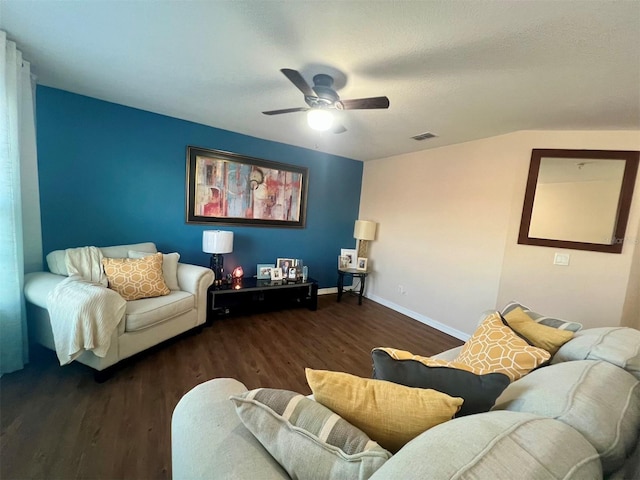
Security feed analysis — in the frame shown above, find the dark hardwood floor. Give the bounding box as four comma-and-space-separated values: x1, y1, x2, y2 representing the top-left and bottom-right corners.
0, 294, 462, 480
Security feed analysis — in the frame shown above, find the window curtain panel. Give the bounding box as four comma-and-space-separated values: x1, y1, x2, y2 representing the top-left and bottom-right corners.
0, 31, 42, 374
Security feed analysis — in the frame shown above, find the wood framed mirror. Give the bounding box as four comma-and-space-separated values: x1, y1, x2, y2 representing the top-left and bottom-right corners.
518, 149, 639, 253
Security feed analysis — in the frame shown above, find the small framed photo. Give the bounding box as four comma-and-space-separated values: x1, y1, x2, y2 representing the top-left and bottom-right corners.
257, 264, 274, 280
276, 258, 296, 275
356, 257, 368, 271
271, 267, 283, 280
338, 255, 350, 269
340, 248, 357, 268
288, 267, 298, 279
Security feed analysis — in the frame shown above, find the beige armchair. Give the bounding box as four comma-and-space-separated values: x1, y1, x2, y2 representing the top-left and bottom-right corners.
24, 242, 214, 379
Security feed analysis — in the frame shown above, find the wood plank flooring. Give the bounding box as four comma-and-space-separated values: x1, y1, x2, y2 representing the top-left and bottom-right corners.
0, 294, 462, 480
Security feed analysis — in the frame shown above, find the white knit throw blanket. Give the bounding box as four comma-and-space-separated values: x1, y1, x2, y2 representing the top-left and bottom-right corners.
46, 247, 126, 365
65, 246, 108, 286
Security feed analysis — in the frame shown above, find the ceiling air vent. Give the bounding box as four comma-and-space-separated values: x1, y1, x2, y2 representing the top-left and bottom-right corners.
411, 132, 438, 141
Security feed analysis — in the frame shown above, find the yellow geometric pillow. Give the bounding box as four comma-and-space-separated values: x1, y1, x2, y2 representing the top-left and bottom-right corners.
305, 368, 463, 453
504, 307, 574, 356
455, 311, 550, 382
102, 253, 170, 301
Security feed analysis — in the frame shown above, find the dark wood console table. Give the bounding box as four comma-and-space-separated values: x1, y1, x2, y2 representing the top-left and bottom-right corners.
207, 277, 318, 319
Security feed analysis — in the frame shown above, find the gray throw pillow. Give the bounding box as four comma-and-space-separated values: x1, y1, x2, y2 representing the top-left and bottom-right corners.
231, 388, 391, 480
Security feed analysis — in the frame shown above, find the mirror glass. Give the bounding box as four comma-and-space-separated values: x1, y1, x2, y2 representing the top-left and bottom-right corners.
519, 149, 639, 253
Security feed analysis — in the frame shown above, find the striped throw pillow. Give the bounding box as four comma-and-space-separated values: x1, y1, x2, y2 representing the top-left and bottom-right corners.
231, 389, 391, 479
501, 301, 582, 332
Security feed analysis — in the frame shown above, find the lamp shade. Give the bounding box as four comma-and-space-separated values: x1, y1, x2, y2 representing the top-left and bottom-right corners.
202, 230, 233, 254
354, 220, 377, 241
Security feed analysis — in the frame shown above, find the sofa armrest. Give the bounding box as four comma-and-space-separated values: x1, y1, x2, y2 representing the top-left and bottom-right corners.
172, 378, 289, 480
24, 272, 66, 308
176, 263, 214, 295
176, 263, 214, 326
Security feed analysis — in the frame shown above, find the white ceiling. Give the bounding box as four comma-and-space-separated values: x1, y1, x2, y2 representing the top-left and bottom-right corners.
1, 1, 639, 161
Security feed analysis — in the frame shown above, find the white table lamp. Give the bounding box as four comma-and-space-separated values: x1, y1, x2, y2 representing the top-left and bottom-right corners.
203, 230, 233, 281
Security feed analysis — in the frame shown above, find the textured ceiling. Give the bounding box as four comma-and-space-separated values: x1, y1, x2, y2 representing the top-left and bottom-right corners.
1, 1, 639, 161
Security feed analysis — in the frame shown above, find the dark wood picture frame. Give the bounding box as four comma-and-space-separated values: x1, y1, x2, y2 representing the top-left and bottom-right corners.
518, 149, 639, 253
186, 146, 308, 228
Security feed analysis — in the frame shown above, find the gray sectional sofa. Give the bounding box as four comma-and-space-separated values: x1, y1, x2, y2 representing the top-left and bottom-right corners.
171, 327, 640, 480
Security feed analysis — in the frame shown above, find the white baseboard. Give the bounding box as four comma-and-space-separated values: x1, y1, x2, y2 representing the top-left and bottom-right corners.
366, 293, 470, 342
318, 287, 338, 295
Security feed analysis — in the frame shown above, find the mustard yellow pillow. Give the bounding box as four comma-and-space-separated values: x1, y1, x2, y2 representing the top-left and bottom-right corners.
504, 307, 574, 355
102, 253, 170, 301
455, 311, 550, 382
305, 368, 462, 453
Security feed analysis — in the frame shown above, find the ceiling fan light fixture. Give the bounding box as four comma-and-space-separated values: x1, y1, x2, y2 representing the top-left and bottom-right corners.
307, 109, 333, 131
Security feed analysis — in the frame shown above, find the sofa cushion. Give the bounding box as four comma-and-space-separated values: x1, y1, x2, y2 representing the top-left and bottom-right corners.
369, 411, 602, 480
172, 378, 289, 480
46, 242, 157, 276
102, 253, 170, 301
306, 368, 462, 453
129, 250, 181, 291
230, 388, 391, 480
493, 359, 640, 474
551, 327, 640, 380
455, 311, 550, 381
125, 291, 194, 331
372, 347, 510, 416
501, 301, 583, 332
503, 306, 574, 355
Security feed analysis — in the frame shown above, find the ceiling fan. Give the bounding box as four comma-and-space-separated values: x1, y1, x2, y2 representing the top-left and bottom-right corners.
262, 69, 390, 133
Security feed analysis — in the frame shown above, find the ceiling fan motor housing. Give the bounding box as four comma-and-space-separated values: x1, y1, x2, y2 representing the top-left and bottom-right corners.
307, 74, 340, 108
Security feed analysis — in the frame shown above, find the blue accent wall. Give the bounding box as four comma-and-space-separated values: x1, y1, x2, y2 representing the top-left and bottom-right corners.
35, 86, 363, 288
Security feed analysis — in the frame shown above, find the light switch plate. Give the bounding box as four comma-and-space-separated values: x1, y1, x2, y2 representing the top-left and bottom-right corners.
553, 253, 570, 266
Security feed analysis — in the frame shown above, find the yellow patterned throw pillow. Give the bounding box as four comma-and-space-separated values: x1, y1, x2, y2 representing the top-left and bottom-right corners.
102, 253, 170, 301
455, 311, 550, 382
306, 368, 462, 453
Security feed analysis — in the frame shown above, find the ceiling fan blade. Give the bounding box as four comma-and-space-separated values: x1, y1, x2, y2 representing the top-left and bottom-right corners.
341, 96, 390, 110
333, 125, 347, 134
262, 107, 309, 115
280, 69, 316, 98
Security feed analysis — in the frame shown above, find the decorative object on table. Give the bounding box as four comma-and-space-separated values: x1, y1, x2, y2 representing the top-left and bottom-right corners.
294, 259, 304, 277
288, 267, 298, 280
276, 258, 296, 276
232, 266, 244, 279
256, 264, 274, 280
202, 230, 234, 283
302, 266, 309, 282
354, 220, 377, 259
356, 257, 368, 271
338, 255, 350, 269
186, 146, 308, 228
340, 249, 357, 269
271, 267, 283, 281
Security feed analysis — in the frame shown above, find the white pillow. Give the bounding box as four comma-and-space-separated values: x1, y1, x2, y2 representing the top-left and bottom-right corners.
128, 250, 180, 291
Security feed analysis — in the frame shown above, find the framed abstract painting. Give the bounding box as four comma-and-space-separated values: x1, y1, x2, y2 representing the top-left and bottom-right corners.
186, 146, 308, 227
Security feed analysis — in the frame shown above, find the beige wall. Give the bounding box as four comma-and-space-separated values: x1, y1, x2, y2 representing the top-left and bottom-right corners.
360, 130, 640, 338
620, 214, 639, 329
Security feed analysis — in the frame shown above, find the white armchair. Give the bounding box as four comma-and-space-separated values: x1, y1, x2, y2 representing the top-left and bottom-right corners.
23, 242, 214, 378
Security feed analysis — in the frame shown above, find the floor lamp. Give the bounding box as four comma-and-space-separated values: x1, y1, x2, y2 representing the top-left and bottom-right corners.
203, 230, 233, 283
354, 220, 377, 259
